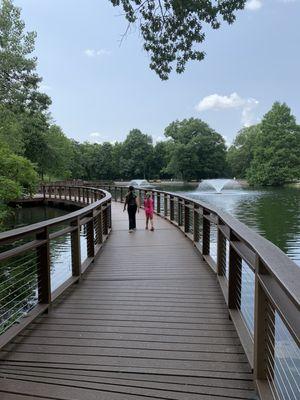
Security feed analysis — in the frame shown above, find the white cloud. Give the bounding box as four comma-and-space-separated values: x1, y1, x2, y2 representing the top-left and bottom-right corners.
241, 98, 259, 127
89, 132, 105, 143
88, 132, 116, 144
196, 93, 245, 112
153, 135, 166, 144
195, 92, 259, 127
245, 0, 263, 10
84, 48, 111, 58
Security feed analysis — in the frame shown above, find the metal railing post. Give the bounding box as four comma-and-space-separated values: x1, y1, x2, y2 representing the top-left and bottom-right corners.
71, 217, 81, 278
170, 196, 174, 221
193, 205, 200, 243
164, 194, 168, 217
254, 260, 275, 385
217, 221, 227, 276
184, 201, 190, 233
36, 227, 51, 305
228, 231, 242, 309
86, 215, 95, 258
202, 210, 210, 256
157, 193, 161, 214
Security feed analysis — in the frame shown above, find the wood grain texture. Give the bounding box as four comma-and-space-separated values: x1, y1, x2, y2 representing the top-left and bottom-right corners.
0, 202, 257, 399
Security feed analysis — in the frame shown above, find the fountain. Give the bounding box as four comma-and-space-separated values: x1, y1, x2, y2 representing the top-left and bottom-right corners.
129, 179, 154, 188
197, 179, 241, 193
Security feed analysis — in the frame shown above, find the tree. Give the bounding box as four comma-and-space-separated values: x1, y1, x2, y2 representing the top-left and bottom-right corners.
151, 141, 171, 178
247, 102, 300, 186
0, 104, 24, 154
164, 118, 227, 180
227, 125, 259, 178
43, 125, 74, 179
0, 141, 39, 222
21, 112, 50, 178
120, 129, 153, 179
0, 0, 51, 111
109, 0, 246, 80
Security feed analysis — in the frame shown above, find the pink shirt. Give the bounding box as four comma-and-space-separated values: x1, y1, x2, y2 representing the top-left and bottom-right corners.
144, 198, 154, 213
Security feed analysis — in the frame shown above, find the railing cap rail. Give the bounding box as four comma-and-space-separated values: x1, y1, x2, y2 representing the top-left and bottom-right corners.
134, 186, 300, 310
0, 187, 111, 243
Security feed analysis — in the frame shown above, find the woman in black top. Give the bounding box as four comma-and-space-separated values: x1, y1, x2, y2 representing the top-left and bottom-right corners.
123, 186, 140, 232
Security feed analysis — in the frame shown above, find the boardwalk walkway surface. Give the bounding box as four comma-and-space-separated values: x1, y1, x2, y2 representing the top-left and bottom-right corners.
0, 202, 257, 400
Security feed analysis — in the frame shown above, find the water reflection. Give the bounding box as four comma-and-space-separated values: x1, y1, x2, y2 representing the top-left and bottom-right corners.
1, 206, 88, 326
158, 185, 300, 266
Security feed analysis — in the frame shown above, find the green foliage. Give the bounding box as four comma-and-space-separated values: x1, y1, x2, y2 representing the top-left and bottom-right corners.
119, 129, 153, 179
43, 125, 74, 179
0, 142, 39, 197
164, 118, 227, 180
109, 0, 246, 80
0, 0, 51, 111
227, 125, 260, 178
247, 103, 300, 186
0, 104, 24, 153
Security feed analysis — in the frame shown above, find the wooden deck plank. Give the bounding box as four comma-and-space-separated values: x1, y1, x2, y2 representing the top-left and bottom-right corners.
0, 201, 257, 399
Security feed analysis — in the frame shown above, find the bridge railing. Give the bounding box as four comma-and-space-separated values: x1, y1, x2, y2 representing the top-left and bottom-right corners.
0, 186, 112, 348
102, 184, 300, 400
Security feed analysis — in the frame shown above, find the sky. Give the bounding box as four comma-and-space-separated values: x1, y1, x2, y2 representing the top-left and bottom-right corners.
15, 0, 300, 146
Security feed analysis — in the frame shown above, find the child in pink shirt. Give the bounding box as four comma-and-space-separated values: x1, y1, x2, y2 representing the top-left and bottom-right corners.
144, 192, 154, 231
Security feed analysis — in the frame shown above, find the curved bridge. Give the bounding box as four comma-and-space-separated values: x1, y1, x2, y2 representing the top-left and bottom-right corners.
0, 185, 299, 400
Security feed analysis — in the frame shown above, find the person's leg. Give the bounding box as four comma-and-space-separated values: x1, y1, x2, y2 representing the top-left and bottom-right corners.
150, 213, 154, 231
132, 205, 137, 229
128, 206, 134, 230
145, 214, 149, 229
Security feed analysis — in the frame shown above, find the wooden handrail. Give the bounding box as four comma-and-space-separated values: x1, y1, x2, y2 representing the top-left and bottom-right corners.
99, 184, 300, 400
0, 185, 112, 348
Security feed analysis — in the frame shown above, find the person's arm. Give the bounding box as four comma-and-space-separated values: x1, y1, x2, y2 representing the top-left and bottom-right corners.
123, 195, 127, 212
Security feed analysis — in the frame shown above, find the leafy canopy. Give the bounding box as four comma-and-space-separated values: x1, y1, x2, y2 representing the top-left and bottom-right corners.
227, 125, 259, 178
164, 118, 227, 180
110, 0, 246, 79
0, 0, 51, 111
247, 102, 300, 186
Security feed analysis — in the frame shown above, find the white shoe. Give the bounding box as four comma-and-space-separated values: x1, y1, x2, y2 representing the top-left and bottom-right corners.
128, 229, 133, 233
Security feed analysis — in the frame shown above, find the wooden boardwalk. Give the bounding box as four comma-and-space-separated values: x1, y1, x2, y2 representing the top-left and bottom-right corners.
0, 202, 257, 400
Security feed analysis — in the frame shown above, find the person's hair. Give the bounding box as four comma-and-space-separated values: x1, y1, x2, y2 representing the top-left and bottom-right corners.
128, 186, 134, 191
146, 192, 151, 198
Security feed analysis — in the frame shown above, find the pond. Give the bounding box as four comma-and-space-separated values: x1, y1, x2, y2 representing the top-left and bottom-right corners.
156, 183, 300, 267
0, 205, 88, 334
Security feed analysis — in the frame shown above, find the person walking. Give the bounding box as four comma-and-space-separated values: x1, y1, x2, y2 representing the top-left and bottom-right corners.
123, 186, 139, 233
144, 192, 154, 231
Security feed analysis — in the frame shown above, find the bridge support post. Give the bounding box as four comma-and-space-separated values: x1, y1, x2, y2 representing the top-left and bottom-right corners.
164, 194, 168, 218
156, 193, 161, 214
87, 216, 95, 259
95, 207, 103, 245
193, 206, 200, 243
36, 227, 51, 306
254, 259, 275, 392
217, 223, 226, 276
202, 211, 210, 256
178, 200, 183, 227
103, 206, 109, 236
71, 217, 81, 278
170, 196, 174, 221
228, 233, 242, 310
184, 201, 190, 233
